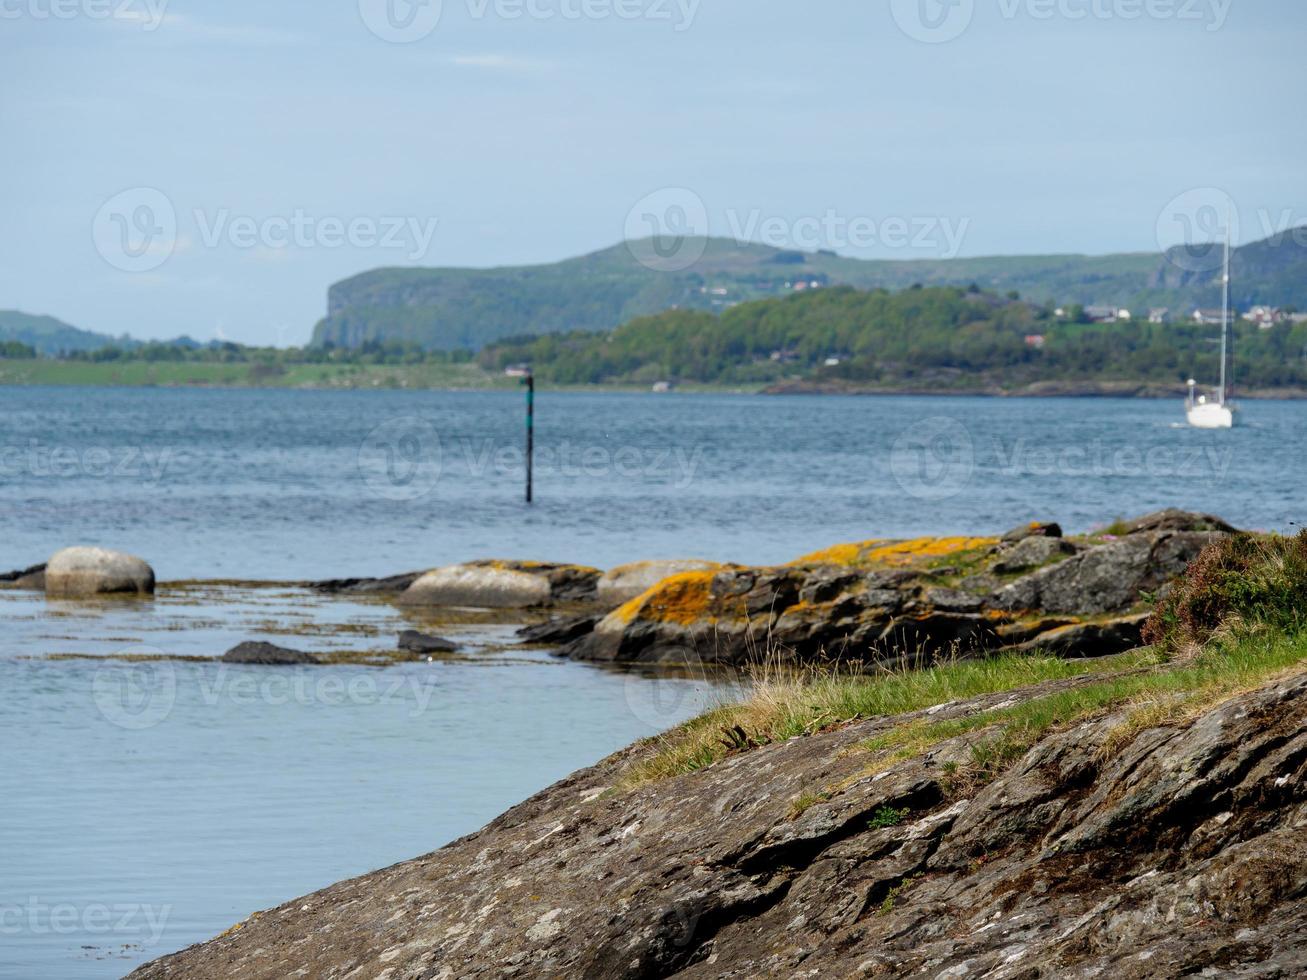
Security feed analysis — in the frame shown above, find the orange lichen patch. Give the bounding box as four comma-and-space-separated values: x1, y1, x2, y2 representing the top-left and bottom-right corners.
788, 540, 886, 566
790, 536, 999, 570
612, 570, 721, 626
863, 537, 998, 567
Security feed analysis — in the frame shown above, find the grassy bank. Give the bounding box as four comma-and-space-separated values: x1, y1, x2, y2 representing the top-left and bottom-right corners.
622, 531, 1307, 790
0, 359, 516, 390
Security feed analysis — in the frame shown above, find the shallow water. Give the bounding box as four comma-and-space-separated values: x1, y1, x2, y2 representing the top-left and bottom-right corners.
0, 587, 732, 979
3, 387, 1303, 977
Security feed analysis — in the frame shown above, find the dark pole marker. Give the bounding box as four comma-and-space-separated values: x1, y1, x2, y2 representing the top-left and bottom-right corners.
525, 371, 534, 504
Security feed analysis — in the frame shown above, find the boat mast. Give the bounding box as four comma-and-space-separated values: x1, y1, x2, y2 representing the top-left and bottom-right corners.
1219, 212, 1230, 405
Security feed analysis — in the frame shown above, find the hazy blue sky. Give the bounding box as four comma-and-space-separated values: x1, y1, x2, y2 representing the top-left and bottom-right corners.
3, 0, 1305, 344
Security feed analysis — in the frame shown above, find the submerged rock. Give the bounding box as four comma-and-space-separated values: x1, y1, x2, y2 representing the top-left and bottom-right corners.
44, 547, 154, 597
307, 571, 424, 594
222, 642, 319, 666
397, 630, 457, 654
0, 563, 45, 590
128, 670, 1307, 980
516, 615, 599, 646
399, 561, 600, 609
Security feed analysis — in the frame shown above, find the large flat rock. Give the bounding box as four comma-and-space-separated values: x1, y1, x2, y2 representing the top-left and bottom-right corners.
127, 671, 1307, 979
44, 546, 154, 597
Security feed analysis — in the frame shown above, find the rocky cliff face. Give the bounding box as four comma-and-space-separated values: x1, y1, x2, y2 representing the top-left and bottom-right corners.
130, 666, 1307, 979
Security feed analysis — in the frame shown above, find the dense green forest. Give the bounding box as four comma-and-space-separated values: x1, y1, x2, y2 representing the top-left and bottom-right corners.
478, 285, 1307, 391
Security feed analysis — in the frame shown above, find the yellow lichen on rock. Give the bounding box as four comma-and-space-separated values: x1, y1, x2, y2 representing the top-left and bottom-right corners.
789, 536, 998, 569
788, 540, 885, 566
863, 537, 998, 565
612, 570, 722, 626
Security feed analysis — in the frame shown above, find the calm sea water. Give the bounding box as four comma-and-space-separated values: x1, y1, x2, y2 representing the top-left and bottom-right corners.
2, 387, 1302, 579
2, 387, 1303, 978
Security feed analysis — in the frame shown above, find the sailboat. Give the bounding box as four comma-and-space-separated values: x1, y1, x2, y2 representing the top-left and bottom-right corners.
1185, 217, 1236, 429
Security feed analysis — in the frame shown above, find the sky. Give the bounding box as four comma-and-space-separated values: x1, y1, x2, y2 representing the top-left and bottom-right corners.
3, 0, 1305, 345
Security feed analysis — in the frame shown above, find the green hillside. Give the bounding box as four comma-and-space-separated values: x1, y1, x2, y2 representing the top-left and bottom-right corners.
312, 231, 1307, 351
479, 284, 1307, 393
0, 310, 123, 355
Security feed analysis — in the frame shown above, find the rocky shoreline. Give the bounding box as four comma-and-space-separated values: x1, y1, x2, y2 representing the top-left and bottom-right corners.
21, 511, 1300, 978
764, 378, 1307, 399
8, 511, 1239, 670
128, 637, 1307, 978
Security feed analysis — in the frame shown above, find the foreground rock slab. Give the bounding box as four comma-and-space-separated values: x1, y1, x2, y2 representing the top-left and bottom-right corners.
129, 671, 1307, 979
44, 547, 154, 597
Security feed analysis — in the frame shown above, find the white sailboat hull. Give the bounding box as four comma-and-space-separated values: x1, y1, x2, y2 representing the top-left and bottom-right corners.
1186, 402, 1235, 429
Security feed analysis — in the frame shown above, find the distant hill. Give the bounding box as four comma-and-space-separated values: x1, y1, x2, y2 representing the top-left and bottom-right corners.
312, 230, 1307, 351
0, 310, 124, 355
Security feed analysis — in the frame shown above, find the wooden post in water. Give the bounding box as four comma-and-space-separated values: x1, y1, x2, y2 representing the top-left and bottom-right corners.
524, 371, 534, 504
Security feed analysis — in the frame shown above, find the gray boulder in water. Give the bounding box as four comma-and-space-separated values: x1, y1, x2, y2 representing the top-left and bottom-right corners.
397, 630, 457, 654
44, 547, 154, 597
222, 642, 319, 666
